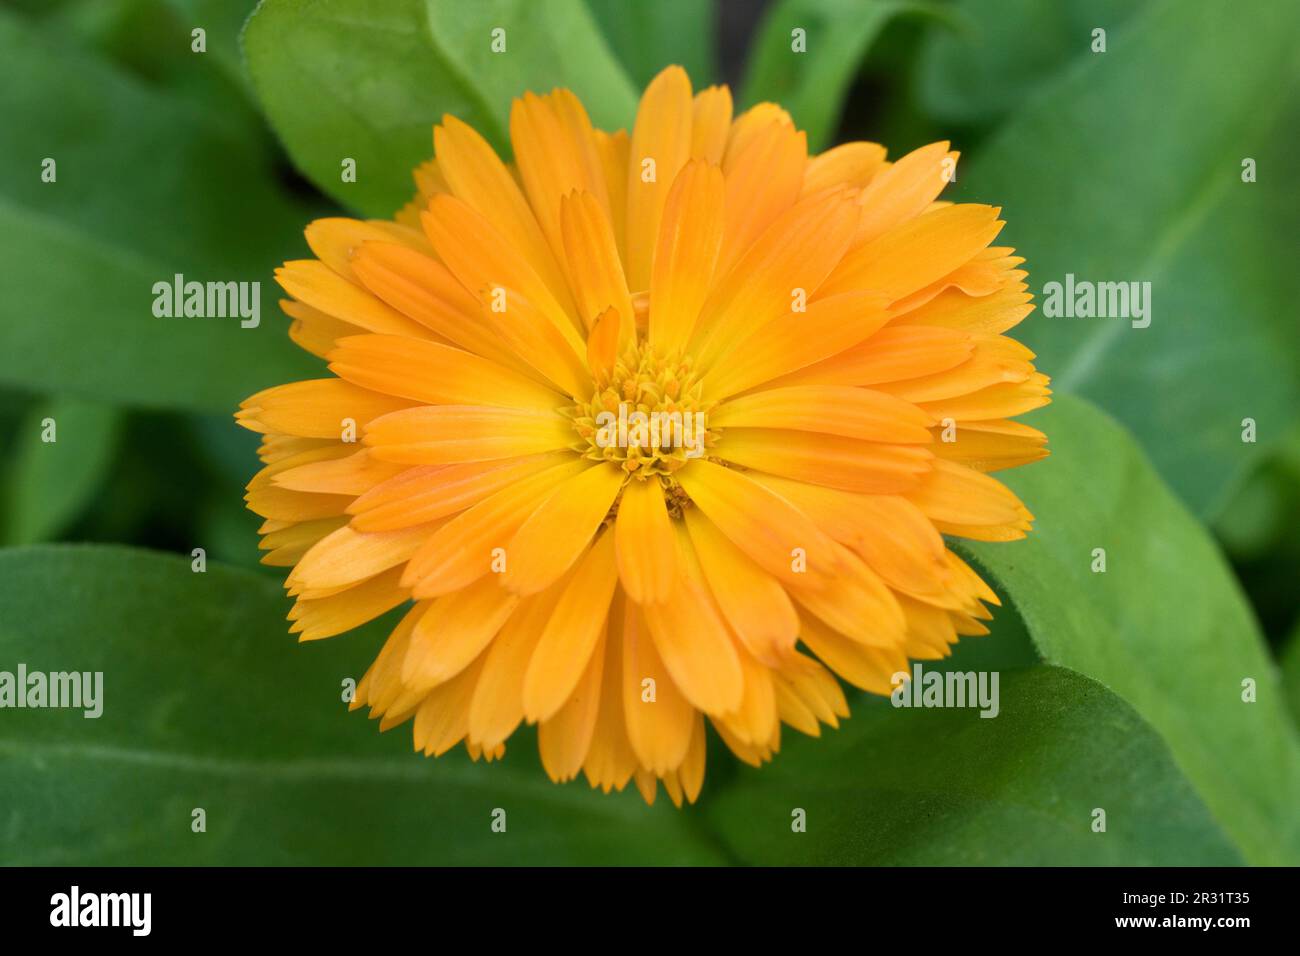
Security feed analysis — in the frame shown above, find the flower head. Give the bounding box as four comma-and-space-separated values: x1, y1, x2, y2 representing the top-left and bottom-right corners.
237, 66, 1048, 805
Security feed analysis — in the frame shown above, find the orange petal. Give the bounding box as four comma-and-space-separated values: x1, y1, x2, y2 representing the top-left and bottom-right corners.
625, 66, 694, 290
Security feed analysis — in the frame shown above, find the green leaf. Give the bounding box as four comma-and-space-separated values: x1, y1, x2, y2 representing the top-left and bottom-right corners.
1283, 620, 1300, 731
0, 545, 725, 865
956, 0, 1300, 517
0, 11, 318, 412
2, 397, 120, 545
422, 0, 637, 134
741, 0, 939, 151
244, 0, 637, 218
0, 201, 314, 414
586, 0, 718, 88
960, 395, 1300, 865
915, 0, 1142, 126
703, 666, 1241, 864
38, 0, 265, 133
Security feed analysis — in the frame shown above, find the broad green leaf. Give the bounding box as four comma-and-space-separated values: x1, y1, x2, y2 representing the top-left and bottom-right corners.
0, 11, 318, 412
422, 0, 637, 133
587, 0, 718, 87
162, 0, 263, 102
960, 395, 1300, 866
741, 0, 940, 151
0, 201, 314, 413
244, 0, 637, 218
915, 0, 1142, 126
956, 0, 1300, 517
1283, 621, 1300, 730
0, 545, 725, 865
2, 397, 120, 546
38, 0, 264, 132
703, 666, 1241, 865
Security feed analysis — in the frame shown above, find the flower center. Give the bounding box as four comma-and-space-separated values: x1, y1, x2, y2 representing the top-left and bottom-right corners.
569, 344, 715, 482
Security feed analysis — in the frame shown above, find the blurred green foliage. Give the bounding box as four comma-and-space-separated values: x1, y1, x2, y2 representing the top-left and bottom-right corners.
1, 0, 1296, 866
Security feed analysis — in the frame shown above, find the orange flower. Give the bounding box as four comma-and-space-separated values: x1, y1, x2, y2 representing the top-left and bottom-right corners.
236, 66, 1048, 806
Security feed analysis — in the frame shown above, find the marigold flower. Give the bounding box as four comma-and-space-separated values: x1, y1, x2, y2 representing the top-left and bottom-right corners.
236, 66, 1048, 806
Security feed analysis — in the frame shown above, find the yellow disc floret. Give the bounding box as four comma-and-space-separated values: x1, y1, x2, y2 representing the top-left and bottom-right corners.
569, 342, 716, 481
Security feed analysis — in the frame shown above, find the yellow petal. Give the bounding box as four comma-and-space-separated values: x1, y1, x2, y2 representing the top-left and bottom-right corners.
648, 160, 725, 354
789, 544, 906, 647
717, 112, 806, 274
692, 188, 860, 370
703, 291, 891, 399
585, 306, 622, 384
402, 456, 589, 596
275, 260, 438, 340
538, 626, 606, 782
479, 287, 591, 398
716, 428, 933, 494
412, 650, 489, 756
503, 463, 625, 595
510, 89, 610, 266
683, 508, 798, 666
905, 459, 1033, 532
768, 325, 974, 389
582, 592, 639, 792
258, 515, 349, 567
821, 204, 1004, 302
675, 459, 842, 587
329, 333, 563, 408
929, 418, 1049, 472
288, 566, 409, 642
801, 141, 887, 198
678, 713, 707, 803
621, 598, 695, 775
800, 614, 908, 696
363, 405, 575, 466
522, 530, 620, 720
711, 385, 934, 443
422, 194, 583, 344
853, 141, 959, 243
349, 453, 571, 533
593, 128, 630, 263
614, 477, 678, 604
273, 449, 406, 496
289, 522, 434, 591
468, 583, 567, 749
917, 374, 1051, 422
561, 191, 634, 338
641, 525, 744, 714
713, 642, 777, 746
402, 575, 519, 692
625, 65, 694, 290
435, 113, 573, 311
691, 85, 733, 163
282, 299, 366, 359
350, 241, 528, 371
236, 379, 414, 438
899, 286, 1036, 336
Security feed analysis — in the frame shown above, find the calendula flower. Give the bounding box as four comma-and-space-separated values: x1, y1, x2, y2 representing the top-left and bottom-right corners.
236, 66, 1048, 806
